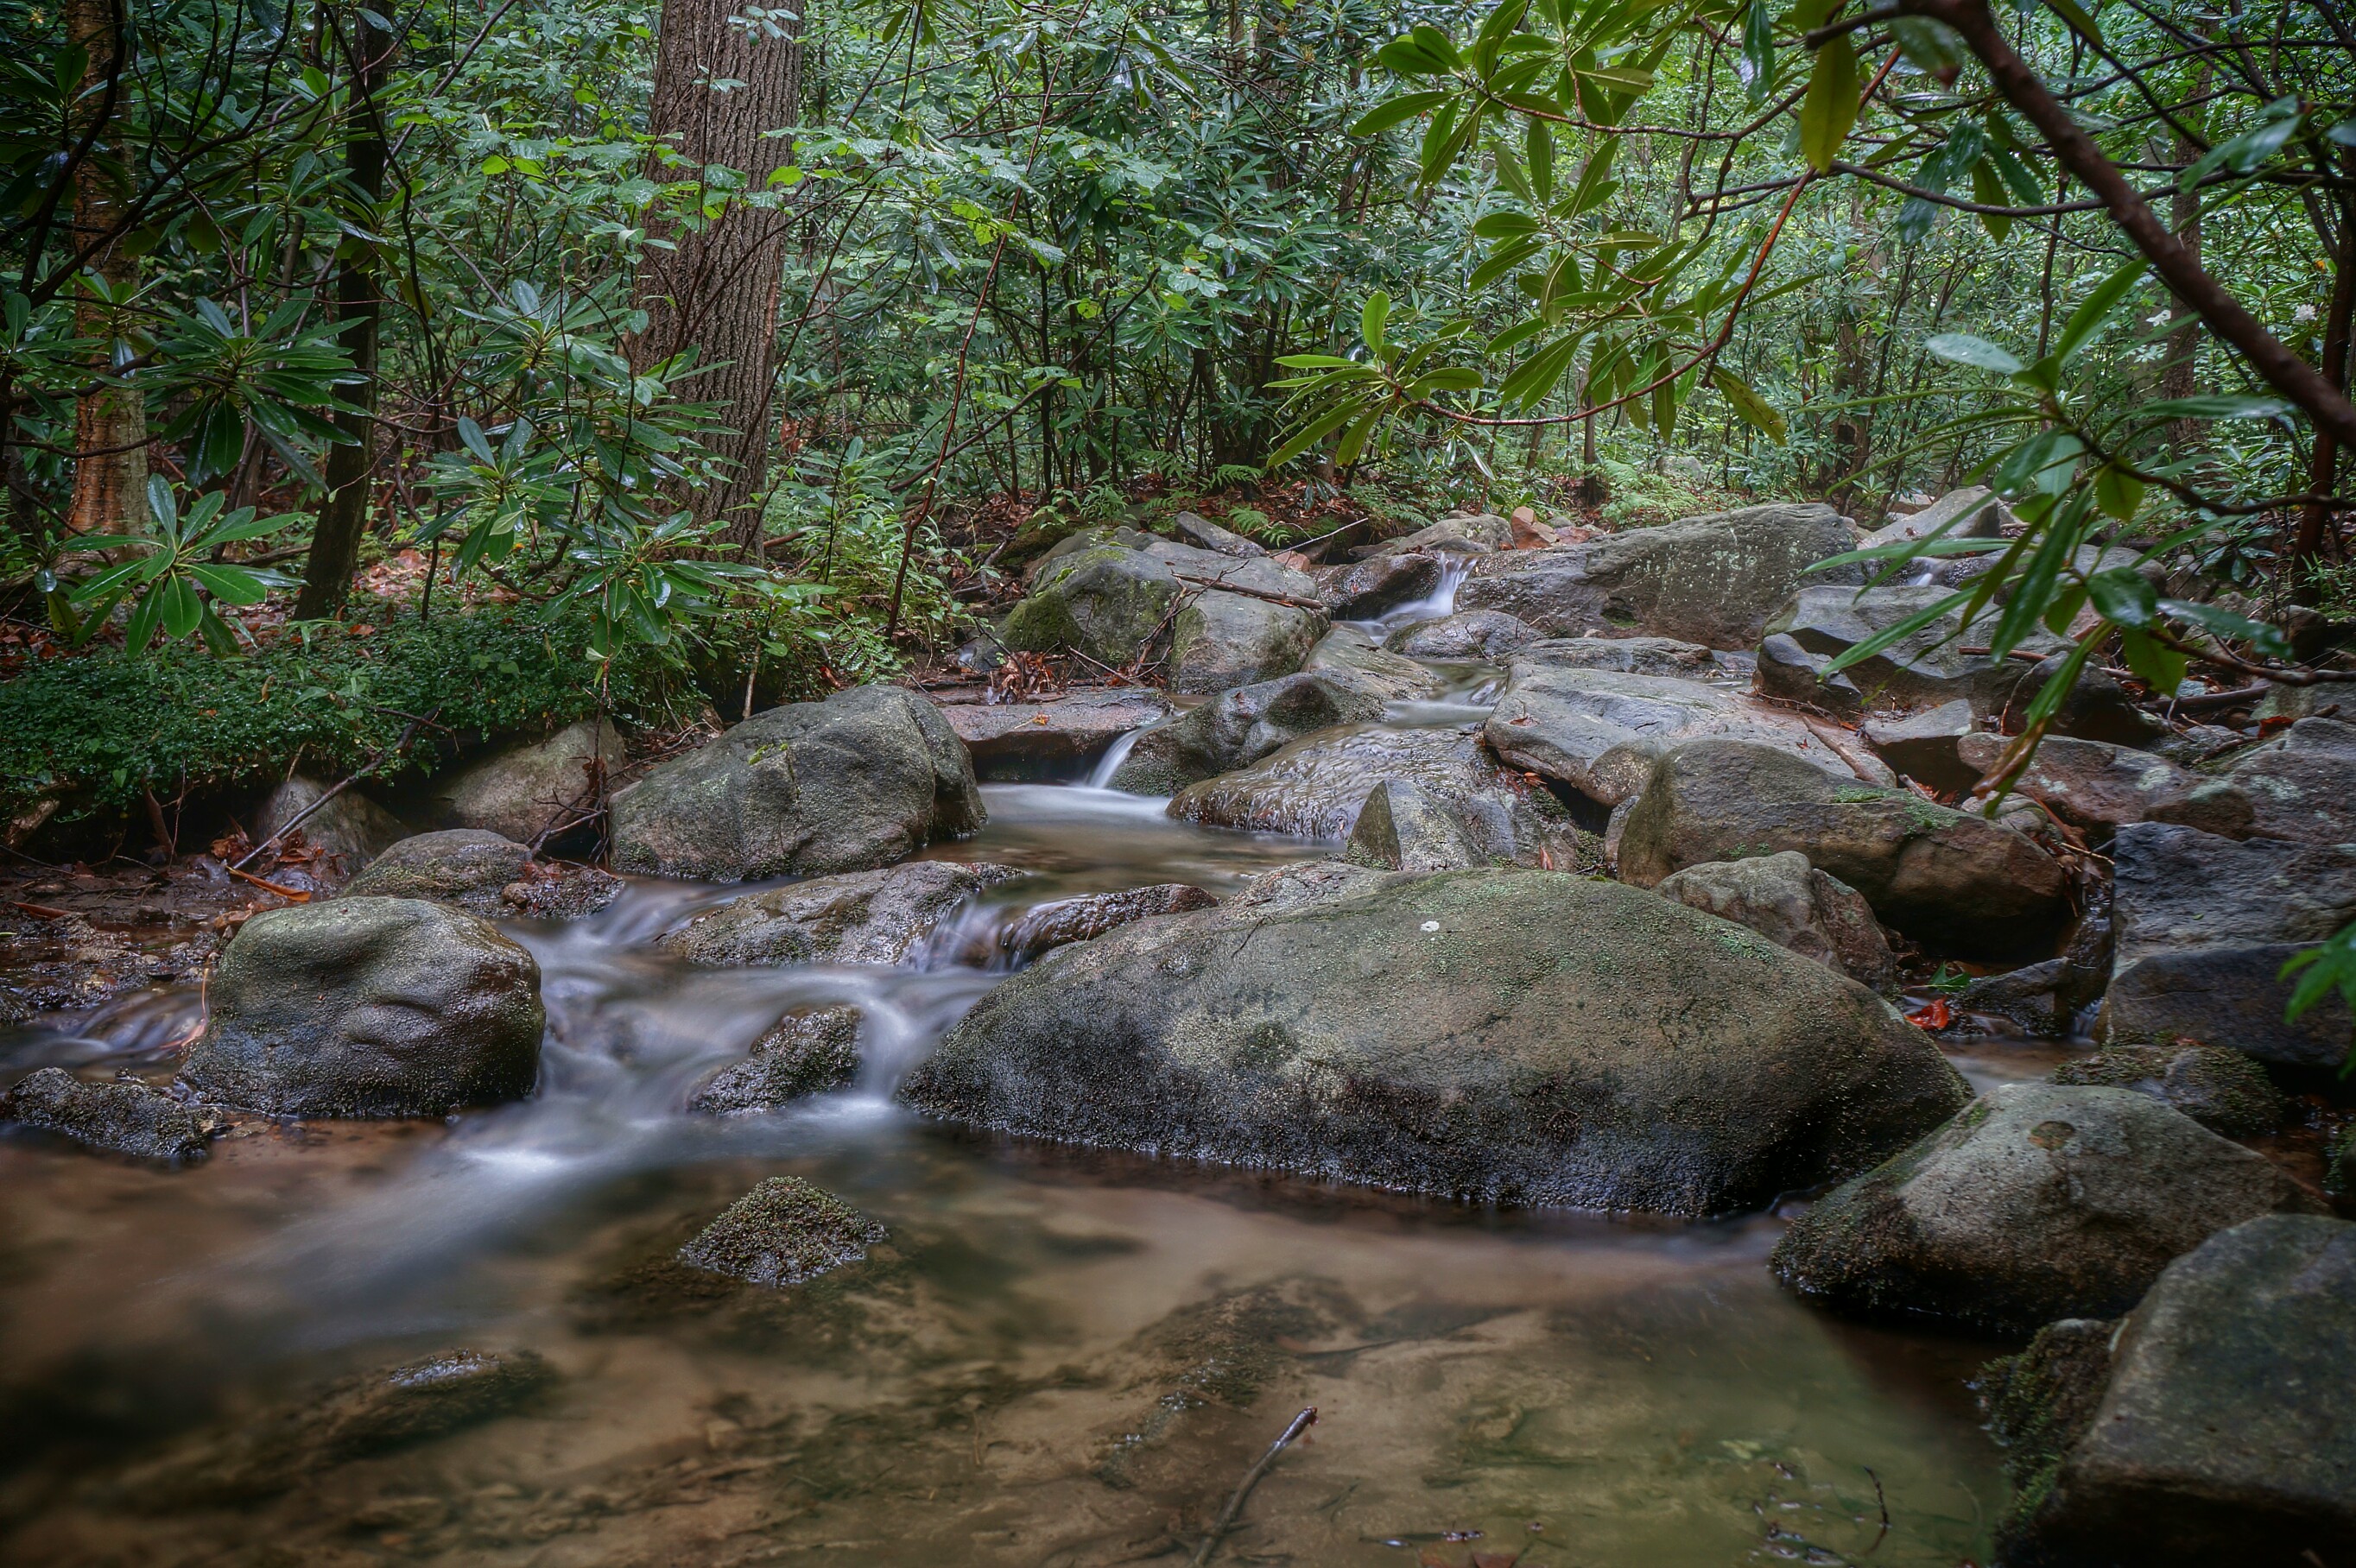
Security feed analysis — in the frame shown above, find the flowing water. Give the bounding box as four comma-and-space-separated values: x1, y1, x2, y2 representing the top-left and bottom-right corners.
0, 627, 2021, 1567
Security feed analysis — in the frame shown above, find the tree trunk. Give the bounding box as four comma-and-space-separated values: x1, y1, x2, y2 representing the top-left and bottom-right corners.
2159, 60, 2208, 447
65, 0, 145, 536
632, 0, 803, 548
296, 9, 391, 621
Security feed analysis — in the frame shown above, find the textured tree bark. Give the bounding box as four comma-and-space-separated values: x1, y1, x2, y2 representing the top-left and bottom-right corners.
632, 0, 803, 548
295, 10, 391, 621
65, 0, 146, 536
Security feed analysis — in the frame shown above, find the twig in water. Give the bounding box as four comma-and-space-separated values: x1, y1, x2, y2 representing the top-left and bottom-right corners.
1188, 1406, 1317, 1566
1863, 1465, 1890, 1554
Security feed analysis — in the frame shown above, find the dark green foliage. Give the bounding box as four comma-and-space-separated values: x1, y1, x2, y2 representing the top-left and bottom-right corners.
0, 605, 679, 819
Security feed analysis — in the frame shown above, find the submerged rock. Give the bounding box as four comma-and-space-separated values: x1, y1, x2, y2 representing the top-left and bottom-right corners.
427, 718, 625, 844
656, 861, 1025, 967
2050, 1043, 2287, 1137
0, 1067, 220, 1163
1384, 609, 1539, 660
1617, 739, 2070, 957
940, 689, 1171, 781
677, 1176, 886, 1287
2106, 822, 2356, 1070
1652, 850, 1897, 995
687, 1006, 863, 1114
1770, 1084, 2322, 1337
181, 897, 543, 1117
610, 684, 985, 882
1458, 503, 1860, 648
1987, 1215, 2356, 1567
1107, 671, 1387, 794
345, 828, 534, 914
1168, 724, 1593, 870
902, 868, 1966, 1217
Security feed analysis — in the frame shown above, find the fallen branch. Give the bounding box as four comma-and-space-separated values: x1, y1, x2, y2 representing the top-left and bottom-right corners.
231, 709, 438, 872
1169, 572, 1325, 610
10, 899, 78, 921
1188, 1406, 1318, 1567
225, 865, 313, 901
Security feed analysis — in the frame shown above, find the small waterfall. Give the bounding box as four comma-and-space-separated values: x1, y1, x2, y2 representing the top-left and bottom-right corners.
1360, 556, 1472, 635
1085, 726, 1144, 789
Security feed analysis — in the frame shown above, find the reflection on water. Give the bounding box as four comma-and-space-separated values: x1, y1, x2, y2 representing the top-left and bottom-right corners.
0, 782, 2004, 1565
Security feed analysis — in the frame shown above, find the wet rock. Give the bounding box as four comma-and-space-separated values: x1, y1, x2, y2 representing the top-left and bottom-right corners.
2016, 657, 2168, 747
2146, 716, 2356, 846
1458, 503, 1860, 648
1979, 1318, 2118, 1553
1616, 739, 2070, 956
345, 828, 534, 914
1511, 634, 1720, 678
1484, 665, 1885, 809
1862, 700, 1983, 794
1320, 553, 1443, 619
903, 868, 1966, 1217
1757, 585, 2064, 717
941, 689, 1172, 781
993, 883, 1218, 964
427, 719, 626, 844
1357, 514, 1508, 560
251, 776, 408, 870
2105, 823, 2356, 1069
655, 861, 1026, 967
1227, 857, 1392, 914
677, 1175, 886, 1287
1384, 609, 1540, 660
1301, 625, 1448, 701
494, 861, 624, 920
1107, 671, 1387, 794
610, 684, 985, 882
2051, 1043, 2287, 1137
1652, 850, 1897, 995
1167, 589, 1325, 694
687, 1006, 862, 1114
1988, 1215, 2356, 1567
1770, 1084, 2323, 1337
1171, 510, 1264, 556
117, 1348, 556, 1508
1956, 958, 2079, 1037
1003, 544, 1181, 665
1857, 485, 2009, 551
1168, 724, 1594, 870
0, 1067, 220, 1162
180, 897, 544, 1117
1140, 536, 1324, 601
1954, 733, 2204, 835
1342, 780, 1492, 873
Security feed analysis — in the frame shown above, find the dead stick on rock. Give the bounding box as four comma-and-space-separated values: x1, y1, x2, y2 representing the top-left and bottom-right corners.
1188, 1406, 1317, 1567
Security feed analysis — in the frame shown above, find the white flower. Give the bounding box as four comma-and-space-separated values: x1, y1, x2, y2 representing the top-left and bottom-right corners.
2294, 303, 2319, 322
2145, 311, 2170, 327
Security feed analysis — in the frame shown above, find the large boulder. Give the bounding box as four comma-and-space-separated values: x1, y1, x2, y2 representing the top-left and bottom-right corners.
1770, 1084, 2324, 1337
180, 898, 544, 1116
1858, 485, 2010, 552
1457, 503, 1860, 648
1758, 585, 2065, 717
345, 828, 534, 915
1168, 724, 1593, 869
1484, 664, 1887, 808
1003, 544, 1181, 665
938, 688, 1170, 781
610, 684, 984, 882
1106, 671, 1387, 795
1320, 553, 1443, 619
1985, 1215, 2356, 1568
902, 869, 1966, 1216
1511, 635, 1721, 679
1170, 511, 1264, 556
251, 777, 407, 870
2141, 716, 2356, 846
1302, 626, 1447, 701
1652, 850, 1897, 994
1384, 610, 1540, 660
1, 1067, 219, 1163
655, 861, 1024, 967
427, 719, 625, 844
1616, 740, 2071, 956
1166, 589, 1326, 694
2105, 822, 2356, 1070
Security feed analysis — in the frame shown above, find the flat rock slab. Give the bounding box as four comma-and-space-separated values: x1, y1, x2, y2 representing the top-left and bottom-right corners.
1771, 1083, 2321, 1337
678, 1176, 886, 1287
1302, 627, 1447, 701
938, 689, 1170, 781
1, 1066, 221, 1163
902, 868, 1966, 1217
656, 861, 1026, 967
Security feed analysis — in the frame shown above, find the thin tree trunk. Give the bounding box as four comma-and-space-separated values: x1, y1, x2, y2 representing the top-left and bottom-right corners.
66, 0, 145, 535
2292, 168, 2354, 605
2159, 59, 2208, 447
632, 0, 803, 549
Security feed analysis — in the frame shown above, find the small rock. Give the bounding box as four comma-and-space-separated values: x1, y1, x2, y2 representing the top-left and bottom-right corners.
2051, 1043, 2287, 1136
251, 777, 408, 871
1956, 958, 2078, 1037
656, 862, 1026, 967
1384, 609, 1541, 660
1342, 780, 1492, 873
428, 719, 625, 844
993, 883, 1218, 963
497, 862, 624, 920
1170, 511, 1264, 556
1108, 671, 1387, 795
941, 689, 1172, 781
1955, 733, 2205, 835
2150, 715, 2356, 846
677, 1176, 886, 1287
1770, 1083, 2324, 1336
345, 829, 535, 914
2015, 657, 2168, 747
0, 1067, 220, 1162
1355, 514, 1509, 560
1653, 851, 1897, 995
687, 1007, 862, 1114
1861, 700, 1983, 794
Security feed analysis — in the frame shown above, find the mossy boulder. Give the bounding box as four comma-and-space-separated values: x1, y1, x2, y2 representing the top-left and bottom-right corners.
1002, 545, 1181, 666
610, 684, 985, 882
1770, 1083, 2323, 1337
1167, 590, 1326, 695
426, 718, 625, 844
345, 828, 534, 914
2050, 1043, 2287, 1137
902, 868, 1966, 1217
677, 1176, 886, 1287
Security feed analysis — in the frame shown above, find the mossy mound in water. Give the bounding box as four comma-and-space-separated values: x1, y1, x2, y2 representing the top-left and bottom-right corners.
677, 1177, 886, 1287
902, 867, 1966, 1217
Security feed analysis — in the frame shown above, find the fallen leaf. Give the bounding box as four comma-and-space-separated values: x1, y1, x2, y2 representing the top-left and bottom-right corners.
1907, 998, 1954, 1029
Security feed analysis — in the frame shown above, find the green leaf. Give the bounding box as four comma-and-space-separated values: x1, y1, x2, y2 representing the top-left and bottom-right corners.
2042, 0, 2106, 47
2277, 922, 2356, 1033
1527, 118, 1555, 205
1710, 366, 1787, 443
1926, 333, 2025, 374
2157, 599, 2295, 660
1739, 0, 1776, 104
2086, 566, 2157, 628
1799, 35, 1859, 174
187, 563, 279, 605
1350, 92, 1448, 136
1472, 211, 1543, 239
2093, 464, 2144, 522
2181, 97, 2301, 190
2118, 629, 2189, 695
2053, 259, 2147, 362
145, 474, 178, 531
1890, 16, 1964, 79
1361, 292, 1392, 356
2139, 395, 2294, 420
